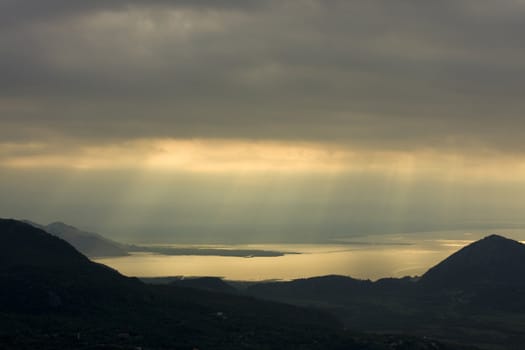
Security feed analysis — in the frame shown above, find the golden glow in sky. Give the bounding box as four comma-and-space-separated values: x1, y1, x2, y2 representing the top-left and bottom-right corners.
2, 138, 525, 183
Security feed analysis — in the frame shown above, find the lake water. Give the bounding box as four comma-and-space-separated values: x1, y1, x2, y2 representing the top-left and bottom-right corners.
95, 229, 525, 281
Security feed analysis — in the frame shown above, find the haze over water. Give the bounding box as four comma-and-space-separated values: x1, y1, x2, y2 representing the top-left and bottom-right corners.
96, 229, 525, 281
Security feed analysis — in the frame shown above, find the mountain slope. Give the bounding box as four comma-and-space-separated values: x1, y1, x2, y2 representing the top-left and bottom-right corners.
1, 219, 91, 268
421, 234, 525, 288
0, 219, 142, 312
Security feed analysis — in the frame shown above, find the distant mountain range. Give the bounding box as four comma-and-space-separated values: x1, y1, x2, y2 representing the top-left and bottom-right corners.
2, 218, 467, 349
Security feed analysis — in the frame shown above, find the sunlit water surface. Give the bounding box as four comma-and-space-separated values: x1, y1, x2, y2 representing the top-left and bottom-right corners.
95, 229, 525, 281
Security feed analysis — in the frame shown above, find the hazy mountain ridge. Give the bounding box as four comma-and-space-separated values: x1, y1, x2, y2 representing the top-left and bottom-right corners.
23, 220, 129, 257
2, 218, 467, 349
24, 219, 295, 258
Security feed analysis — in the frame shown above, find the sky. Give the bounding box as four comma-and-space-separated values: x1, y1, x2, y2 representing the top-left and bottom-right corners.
1, 0, 525, 243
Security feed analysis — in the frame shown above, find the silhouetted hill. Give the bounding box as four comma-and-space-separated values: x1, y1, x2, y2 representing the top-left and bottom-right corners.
2, 219, 91, 268
170, 277, 238, 294
247, 275, 375, 301
421, 234, 525, 289
0, 219, 142, 312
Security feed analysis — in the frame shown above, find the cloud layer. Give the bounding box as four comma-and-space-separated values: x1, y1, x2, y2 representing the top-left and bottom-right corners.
2, 0, 525, 153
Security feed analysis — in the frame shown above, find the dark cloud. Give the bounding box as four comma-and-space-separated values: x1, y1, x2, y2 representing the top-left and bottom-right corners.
0, 0, 263, 27
1, 0, 525, 153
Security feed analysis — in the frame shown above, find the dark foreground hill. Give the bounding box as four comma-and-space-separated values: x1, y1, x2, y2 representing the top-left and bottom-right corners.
245, 235, 525, 350
0, 219, 467, 350
420, 234, 525, 289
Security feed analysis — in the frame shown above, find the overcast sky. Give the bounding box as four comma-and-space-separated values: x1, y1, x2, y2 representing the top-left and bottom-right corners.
1, 0, 525, 242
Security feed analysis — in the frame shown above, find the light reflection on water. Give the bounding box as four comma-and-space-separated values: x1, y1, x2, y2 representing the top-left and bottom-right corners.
95, 229, 525, 281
